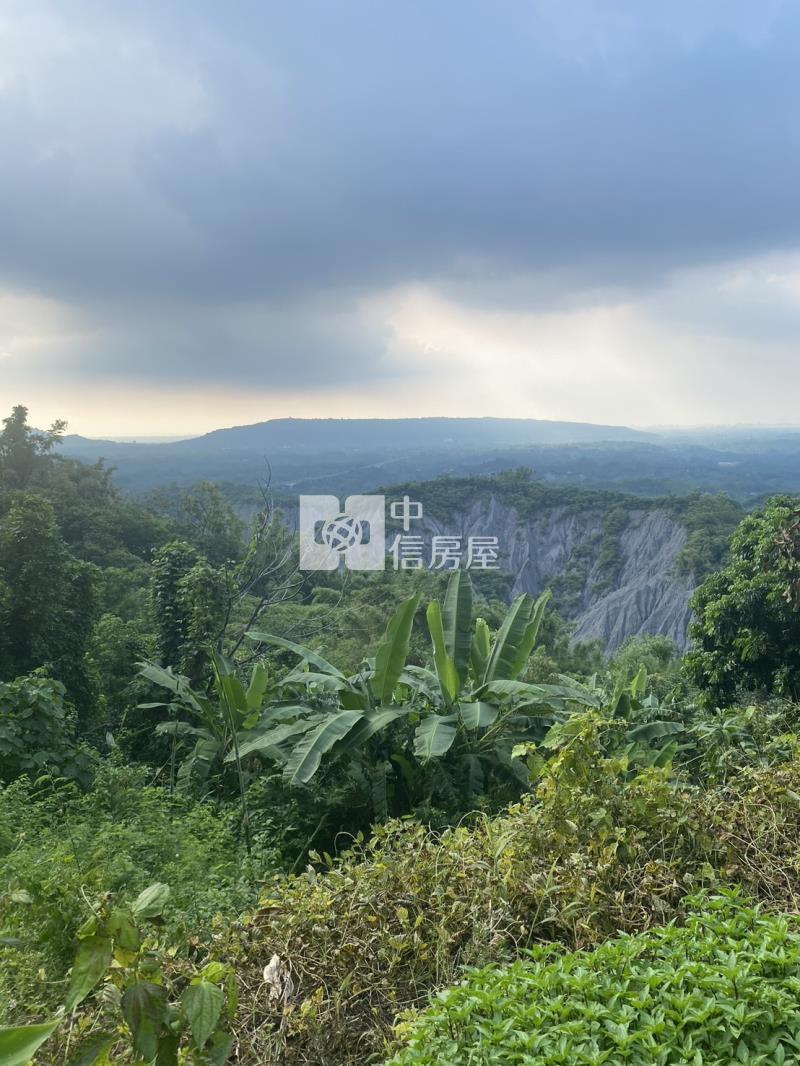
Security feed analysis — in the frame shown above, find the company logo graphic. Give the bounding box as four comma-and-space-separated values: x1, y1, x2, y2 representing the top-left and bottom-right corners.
299, 494, 385, 570
299, 493, 501, 571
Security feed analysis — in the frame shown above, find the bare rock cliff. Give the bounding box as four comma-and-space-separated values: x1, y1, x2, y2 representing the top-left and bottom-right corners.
421, 497, 694, 652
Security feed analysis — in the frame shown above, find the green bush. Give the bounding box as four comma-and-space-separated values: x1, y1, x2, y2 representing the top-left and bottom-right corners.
388, 892, 800, 1065
0, 763, 277, 1023
224, 711, 800, 1064
0, 672, 94, 786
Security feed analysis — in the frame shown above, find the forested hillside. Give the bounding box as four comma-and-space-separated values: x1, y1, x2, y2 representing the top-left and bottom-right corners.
5, 403, 800, 1064
59, 417, 800, 501
375, 471, 743, 650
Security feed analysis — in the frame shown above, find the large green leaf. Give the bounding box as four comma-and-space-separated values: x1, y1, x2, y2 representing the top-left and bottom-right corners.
477, 680, 601, 710
229, 714, 323, 760
630, 664, 648, 699
413, 714, 458, 762
457, 701, 499, 730
482, 594, 535, 684
461, 754, 485, 799
510, 589, 552, 678
65, 1032, 116, 1065
283, 710, 364, 785
427, 601, 460, 703
442, 571, 473, 685
373, 593, 420, 703
212, 653, 253, 731
137, 662, 203, 713
400, 665, 442, 702
155, 1033, 179, 1066
626, 720, 685, 743
281, 669, 351, 691
245, 663, 269, 710
65, 934, 112, 1011
131, 882, 170, 919
122, 981, 168, 1061
0, 1021, 60, 1065
333, 707, 407, 752
178, 737, 222, 787
219, 672, 247, 720
107, 908, 140, 952
246, 632, 346, 679
470, 618, 491, 682
183, 981, 224, 1050
206, 1032, 235, 1066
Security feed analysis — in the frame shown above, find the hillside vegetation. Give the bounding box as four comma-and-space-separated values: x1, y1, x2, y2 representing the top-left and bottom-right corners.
59, 417, 800, 500
4, 405, 800, 1064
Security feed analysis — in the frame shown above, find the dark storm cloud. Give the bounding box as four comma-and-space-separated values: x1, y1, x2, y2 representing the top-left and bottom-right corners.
1, 0, 800, 389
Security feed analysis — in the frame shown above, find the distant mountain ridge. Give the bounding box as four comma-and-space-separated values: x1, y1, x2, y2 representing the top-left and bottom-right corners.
176, 416, 653, 451
64, 415, 652, 453
56, 417, 800, 500
58, 417, 655, 493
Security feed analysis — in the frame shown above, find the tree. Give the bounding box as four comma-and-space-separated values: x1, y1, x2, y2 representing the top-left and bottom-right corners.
177, 481, 245, 566
0, 672, 93, 785
87, 613, 152, 736
150, 541, 225, 682
0, 405, 65, 492
0, 493, 98, 718
686, 496, 800, 706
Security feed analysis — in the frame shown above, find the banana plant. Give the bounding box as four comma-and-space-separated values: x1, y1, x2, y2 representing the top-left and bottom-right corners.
139, 654, 268, 786
138, 651, 271, 853
242, 592, 420, 787
403, 572, 599, 795
241, 575, 596, 809
529, 665, 687, 777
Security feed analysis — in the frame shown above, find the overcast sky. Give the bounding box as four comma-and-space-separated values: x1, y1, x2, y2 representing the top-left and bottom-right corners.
2, 0, 800, 435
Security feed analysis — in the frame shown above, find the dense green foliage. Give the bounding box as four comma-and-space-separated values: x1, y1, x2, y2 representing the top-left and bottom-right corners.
0, 673, 93, 786
388, 893, 800, 1065
7, 404, 800, 1065
0, 764, 265, 1024
688, 496, 800, 705
674, 490, 745, 579
224, 718, 800, 1063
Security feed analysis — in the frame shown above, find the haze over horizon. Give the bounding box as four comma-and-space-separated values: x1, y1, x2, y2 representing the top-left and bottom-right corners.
4, 1, 800, 435
69, 416, 800, 446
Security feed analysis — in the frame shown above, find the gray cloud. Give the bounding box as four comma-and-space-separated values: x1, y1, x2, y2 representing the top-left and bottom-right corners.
2, 0, 800, 403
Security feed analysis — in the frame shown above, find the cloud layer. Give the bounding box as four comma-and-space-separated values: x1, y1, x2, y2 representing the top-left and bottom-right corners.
2, 0, 800, 432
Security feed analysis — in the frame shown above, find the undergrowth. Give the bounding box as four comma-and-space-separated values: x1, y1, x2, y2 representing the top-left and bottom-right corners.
0, 763, 276, 1024
221, 713, 800, 1064
388, 891, 800, 1065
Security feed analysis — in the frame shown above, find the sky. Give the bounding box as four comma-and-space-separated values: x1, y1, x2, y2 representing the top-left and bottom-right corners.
2, 0, 800, 436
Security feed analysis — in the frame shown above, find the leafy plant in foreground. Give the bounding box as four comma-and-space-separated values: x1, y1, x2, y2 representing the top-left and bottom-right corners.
242, 572, 597, 814
2, 882, 236, 1064
387, 892, 800, 1066
0, 763, 265, 1026
138, 651, 270, 851
0, 672, 94, 786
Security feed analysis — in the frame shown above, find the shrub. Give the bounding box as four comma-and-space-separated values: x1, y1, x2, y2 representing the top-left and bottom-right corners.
387, 892, 800, 1065
0, 672, 94, 786
0, 763, 277, 1023
26, 882, 238, 1065
224, 714, 800, 1064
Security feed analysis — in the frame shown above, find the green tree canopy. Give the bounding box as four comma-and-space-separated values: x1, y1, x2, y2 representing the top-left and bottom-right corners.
0, 493, 99, 717
686, 495, 800, 705
0, 405, 65, 492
